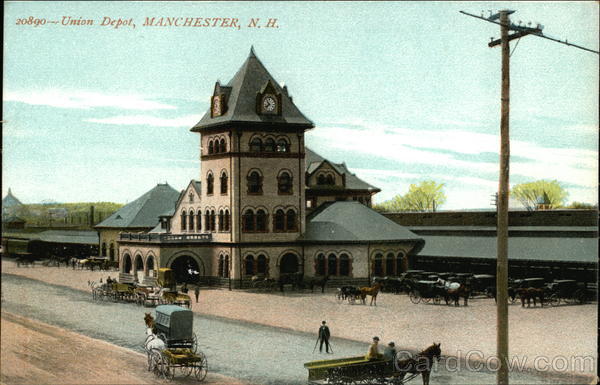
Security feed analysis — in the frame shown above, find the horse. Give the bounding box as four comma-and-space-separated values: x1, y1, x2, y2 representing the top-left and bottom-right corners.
143, 324, 165, 372
306, 275, 329, 293
359, 282, 382, 306
338, 286, 362, 303
436, 278, 470, 306
278, 272, 304, 292
144, 312, 155, 328
395, 342, 442, 385
517, 287, 545, 307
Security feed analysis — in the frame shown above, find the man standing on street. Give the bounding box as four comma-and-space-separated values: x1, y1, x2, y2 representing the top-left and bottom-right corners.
194, 285, 200, 303
318, 320, 332, 353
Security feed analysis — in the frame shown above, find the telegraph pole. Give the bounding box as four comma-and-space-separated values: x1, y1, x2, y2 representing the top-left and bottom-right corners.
460, 8, 597, 385
496, 10, 511, 384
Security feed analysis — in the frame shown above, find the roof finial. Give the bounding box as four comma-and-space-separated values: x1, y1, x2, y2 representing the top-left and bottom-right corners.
249, 45, 256, 58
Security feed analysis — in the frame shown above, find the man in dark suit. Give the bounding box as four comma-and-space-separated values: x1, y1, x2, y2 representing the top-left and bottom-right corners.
318, 320, 332, 353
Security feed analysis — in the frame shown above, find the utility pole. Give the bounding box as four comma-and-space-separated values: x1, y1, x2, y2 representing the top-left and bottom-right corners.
460, 9, 597, 385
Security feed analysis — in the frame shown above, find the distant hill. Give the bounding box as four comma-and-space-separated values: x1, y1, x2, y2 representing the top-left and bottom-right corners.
15, 202, 124, 227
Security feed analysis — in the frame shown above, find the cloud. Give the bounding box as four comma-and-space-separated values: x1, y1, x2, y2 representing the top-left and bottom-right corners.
85, 114, 201, 128
5, 89, 177, 110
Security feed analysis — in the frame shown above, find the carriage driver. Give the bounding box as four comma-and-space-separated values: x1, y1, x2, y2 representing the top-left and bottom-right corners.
366, 336, 382, 360
383, 341, 397, 361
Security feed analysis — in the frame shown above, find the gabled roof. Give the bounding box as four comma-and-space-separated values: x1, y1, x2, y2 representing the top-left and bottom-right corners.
95, 183, 180, 229
305, 148, 381, 192
302, 201, 424, 248
174, 180, 202, 210
2, 188, 23, 208
2, 215, 26, 223
192, 48, 314, 131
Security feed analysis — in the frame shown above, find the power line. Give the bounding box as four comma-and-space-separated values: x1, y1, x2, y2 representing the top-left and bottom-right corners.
460, 10, 599, 54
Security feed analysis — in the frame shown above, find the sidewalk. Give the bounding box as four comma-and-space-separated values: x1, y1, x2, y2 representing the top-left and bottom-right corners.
2, 260, 597, 378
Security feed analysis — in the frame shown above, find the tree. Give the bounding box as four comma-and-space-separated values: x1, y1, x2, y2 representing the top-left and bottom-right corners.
565, 201, 597, 209
510, 180, 568, 211
374, 180, 446, 212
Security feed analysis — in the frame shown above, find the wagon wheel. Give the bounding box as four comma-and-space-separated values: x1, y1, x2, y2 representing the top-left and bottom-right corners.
191, 332, 198, 353
150, 350, 165, 378
549, 294, 560, 307
409, 291, 420, 304
193, 352, 208, 381
433, 295, 443, 305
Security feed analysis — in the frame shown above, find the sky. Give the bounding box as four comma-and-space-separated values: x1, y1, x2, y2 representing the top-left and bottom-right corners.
3, 1, 598, 210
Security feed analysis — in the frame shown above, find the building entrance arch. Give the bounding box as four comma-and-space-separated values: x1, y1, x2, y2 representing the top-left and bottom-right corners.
168, 254, 205, 284
280, 253, 299, 275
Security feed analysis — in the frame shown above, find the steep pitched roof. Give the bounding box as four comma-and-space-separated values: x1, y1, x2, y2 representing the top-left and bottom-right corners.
305, 148, 381, 192
95, 183, 180, 229
303, 201, 424, 248
2, 188, 23, 208
192, 48, 314, 131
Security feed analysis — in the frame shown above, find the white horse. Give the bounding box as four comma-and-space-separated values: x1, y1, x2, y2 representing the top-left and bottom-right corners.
436, 278, 461, 291
144, 327, 166, 371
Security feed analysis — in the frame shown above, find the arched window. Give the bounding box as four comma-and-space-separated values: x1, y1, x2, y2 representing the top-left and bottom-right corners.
373, 253, 383, 276
204, 209, 210, 231
339, 254, 350, 276
181, 211, 187, 231
224, 209, 230, 231
326, 174, 335, 185
247, 171, 262, 194
243, 209, 255, 232
316, 253, 326, 276
256, 209, 267, 232
274, 209, 285, 231
245, 255, 255, 276
278, 172, 293, 194
218, 255, 224, 277
210, 209, 216, 231
317, 174, 326, 185
206, 173, 214, 195
218, 209, 224, 231
327, 254, 337, 276
286, 209, 297, 231
257, 254, 268, 275
220, 172, 228, 194
101, 242, 107, 257
208, 140, 214, 154
396, 252, 405, 274
197, 211, 202, 231
386, 252, 395, 276
219, 138, 226, 153
189, 192, 194, 202
276, 139, 289, 153
189, 210, 195, 231
264, 138, 275, 152
250, 137, 262, 152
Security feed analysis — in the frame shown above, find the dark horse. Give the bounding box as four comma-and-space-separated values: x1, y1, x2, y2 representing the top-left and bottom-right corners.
517, 287, 545, 307
278, 272, 304, 292
396, 342, 442, 385
305, 275, 330, 293
437, 279, 470, 306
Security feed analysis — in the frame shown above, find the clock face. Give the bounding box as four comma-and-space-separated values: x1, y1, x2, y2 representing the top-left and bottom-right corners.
212, 96, 221, 117
262, 95, 277, 113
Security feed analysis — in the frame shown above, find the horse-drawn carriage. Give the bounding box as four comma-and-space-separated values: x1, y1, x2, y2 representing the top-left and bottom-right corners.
157, 268, 192, 308
407, 280, 446, 305
469, 274, 496, 297
144, 305, 207, 381
304, 343, 441, 385
545, 279, 588, 306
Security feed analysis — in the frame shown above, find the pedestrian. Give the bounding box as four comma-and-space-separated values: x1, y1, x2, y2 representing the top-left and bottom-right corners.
194, 285, 200, 303
383, 341, 397, 361
366, 336, 381, 360
182, 283, 188, 293
71, 258, 76, 269
318, 321, 332, 353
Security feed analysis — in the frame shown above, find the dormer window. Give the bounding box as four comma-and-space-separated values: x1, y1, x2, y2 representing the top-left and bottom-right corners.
189, 192, 194, 203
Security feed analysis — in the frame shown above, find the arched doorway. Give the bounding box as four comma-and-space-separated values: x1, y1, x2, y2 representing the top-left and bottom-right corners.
146, 255, 156, 278
280, 253, 299, 275
122, 254, 132, 274
134, 254, 144, 282
169, 255, 204, 284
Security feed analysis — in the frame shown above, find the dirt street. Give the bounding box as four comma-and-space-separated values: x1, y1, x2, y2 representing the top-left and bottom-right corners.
2, 260, 597, 380
0, 311, 246, 385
